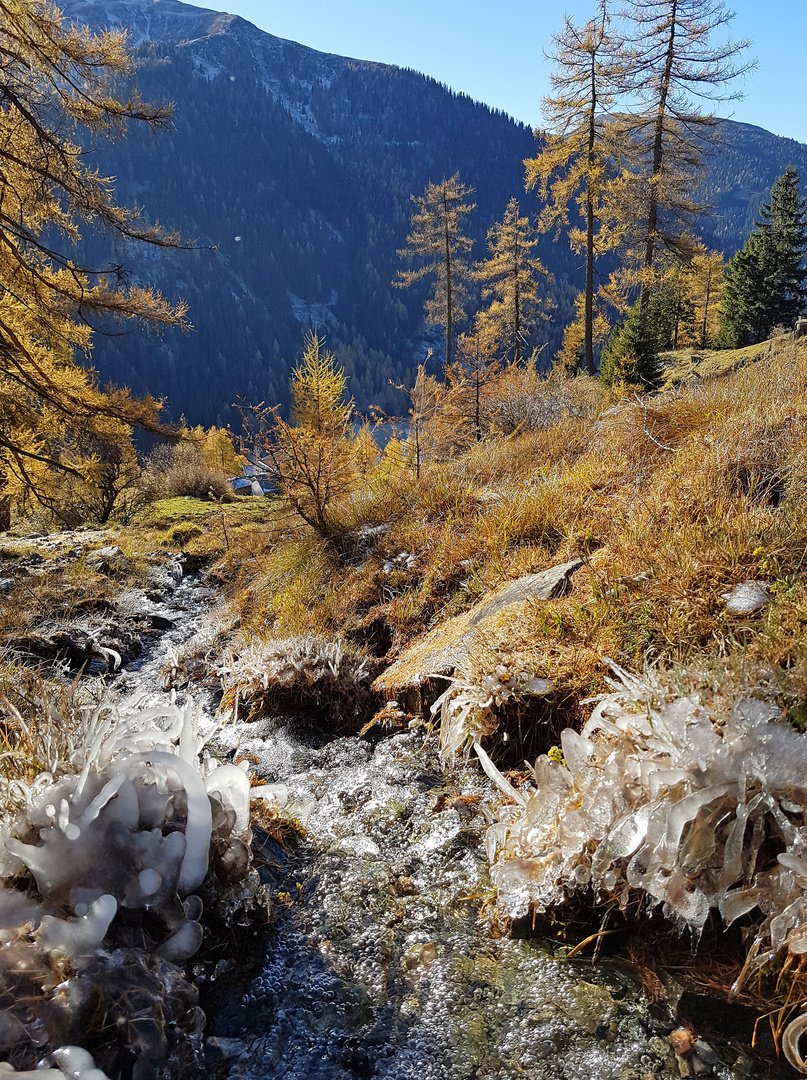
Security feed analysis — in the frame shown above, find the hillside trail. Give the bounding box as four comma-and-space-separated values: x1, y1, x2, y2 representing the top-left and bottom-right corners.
55, 548, 759, 1080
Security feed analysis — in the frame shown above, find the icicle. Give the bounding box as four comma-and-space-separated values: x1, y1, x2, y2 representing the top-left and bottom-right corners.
473, 741, 527, 807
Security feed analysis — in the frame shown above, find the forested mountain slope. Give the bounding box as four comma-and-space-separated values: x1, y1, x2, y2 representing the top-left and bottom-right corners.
700, 120, 807, 252
61, 0, 807, 425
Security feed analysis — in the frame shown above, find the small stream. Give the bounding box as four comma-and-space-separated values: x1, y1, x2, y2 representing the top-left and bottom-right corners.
204, 720, 692, 1080
105, 561, 771, 1080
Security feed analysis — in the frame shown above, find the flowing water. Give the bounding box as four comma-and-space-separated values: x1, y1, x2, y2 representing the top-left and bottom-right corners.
109, 566, 774, 1080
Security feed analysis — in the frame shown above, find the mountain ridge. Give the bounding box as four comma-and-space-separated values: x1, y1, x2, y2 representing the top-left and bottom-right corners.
58, 0, 807, 425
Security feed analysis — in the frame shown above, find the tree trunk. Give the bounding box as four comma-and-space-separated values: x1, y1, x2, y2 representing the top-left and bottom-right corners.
584, 52, 597, 375
0, 465, 10, 531
444, 209, 452, 383
640, 0, 678, 317
701, 273, 712, 347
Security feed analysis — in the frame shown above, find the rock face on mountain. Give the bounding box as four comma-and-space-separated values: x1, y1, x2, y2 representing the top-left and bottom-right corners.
59, 0, 807, 426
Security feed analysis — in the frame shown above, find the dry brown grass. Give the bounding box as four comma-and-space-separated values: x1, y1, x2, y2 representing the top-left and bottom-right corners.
0, 658, 104, 812
185, 337, 807, 733
11, 339, 805, 740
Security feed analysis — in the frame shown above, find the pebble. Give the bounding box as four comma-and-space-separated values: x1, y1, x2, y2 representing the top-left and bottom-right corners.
722, 580, 769, 615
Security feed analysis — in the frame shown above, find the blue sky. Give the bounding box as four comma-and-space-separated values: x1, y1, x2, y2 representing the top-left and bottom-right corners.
197, 0, 807, 144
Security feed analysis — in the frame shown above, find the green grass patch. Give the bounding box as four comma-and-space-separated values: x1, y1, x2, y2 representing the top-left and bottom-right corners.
135, 496, 218, 529
136, 494, 282, 531
658, 340, 772, 389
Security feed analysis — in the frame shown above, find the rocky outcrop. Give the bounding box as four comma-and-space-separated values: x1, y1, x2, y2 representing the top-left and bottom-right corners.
374, 560, 583, 712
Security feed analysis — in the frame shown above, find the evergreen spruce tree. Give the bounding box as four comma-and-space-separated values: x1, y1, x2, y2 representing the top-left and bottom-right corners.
599, 302, 662, 387
395, 174, 476, 380
719, 167, 807, 346
759, 165, 807, 329
719, 231, 767, 347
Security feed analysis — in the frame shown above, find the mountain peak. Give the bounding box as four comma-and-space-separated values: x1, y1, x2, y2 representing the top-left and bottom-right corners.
60, 0, 248, 47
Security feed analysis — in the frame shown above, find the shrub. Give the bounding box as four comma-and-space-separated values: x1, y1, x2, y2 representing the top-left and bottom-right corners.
139, 439, 232, 502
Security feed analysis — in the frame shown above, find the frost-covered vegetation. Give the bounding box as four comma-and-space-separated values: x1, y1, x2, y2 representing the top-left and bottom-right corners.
487, 665, 807, 958
0, 694, 256, 1074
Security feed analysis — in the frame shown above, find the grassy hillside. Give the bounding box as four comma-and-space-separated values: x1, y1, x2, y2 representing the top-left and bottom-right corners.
132, 335, 807, 754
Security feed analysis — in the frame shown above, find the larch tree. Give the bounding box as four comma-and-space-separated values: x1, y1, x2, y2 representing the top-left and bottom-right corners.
474, 198, 549, 366
525, 0, 623, 375
248, 332, 358, 542
615, 0, 754, 317
395, 174, 475, 381
454, 311, 500, 442
555, 291, 611, 373
0, 0, 187, 525
684, 246, 725, 346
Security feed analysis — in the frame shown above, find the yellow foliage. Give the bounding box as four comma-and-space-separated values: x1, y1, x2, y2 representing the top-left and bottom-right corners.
555, 292, 611, 373
0, 295, 149, 523
291, 332, 353, 435
679, 248, 726, 348
256, 333, 359, 540
374, 436, 408, 483
187, 425, 243, 475
352, 420, 380, 481
474, 198, 548, 365
0, 0, 186, 524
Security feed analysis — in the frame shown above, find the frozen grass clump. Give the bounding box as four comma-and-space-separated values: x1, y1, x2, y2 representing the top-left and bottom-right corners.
434, 657, 554, 760
161, 601, 241, 688
217, 633, 373, 727
0, 694, 255, 1075
486, 664, 807, 990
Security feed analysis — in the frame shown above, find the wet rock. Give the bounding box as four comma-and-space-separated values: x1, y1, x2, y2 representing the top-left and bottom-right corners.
86, 545, 131, 575
205, 1036, 247, 1064
180, 552, 211, 574
11, 629, 105, 671
692, 1039, 720, 1072
558, 980, 618, 1035
670, 1028, 695, 1057
116, 589, 177, 632
9, 622, 143, 673
721, 580, 769, 615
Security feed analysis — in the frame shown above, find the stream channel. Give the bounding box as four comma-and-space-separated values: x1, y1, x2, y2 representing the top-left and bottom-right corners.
102, 557, 781, 1080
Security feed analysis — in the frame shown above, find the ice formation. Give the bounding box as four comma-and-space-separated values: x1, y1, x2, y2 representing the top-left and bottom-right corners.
0, 694, 255, 1074
484, 664, 807, 989
0, 1044, 110, 1077
433, 660, 554, 759
215, 633, 371, 723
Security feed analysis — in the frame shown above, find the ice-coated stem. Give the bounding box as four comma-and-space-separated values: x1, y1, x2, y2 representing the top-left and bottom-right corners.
474, 741, 527, 807
124, 752, 211, 892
